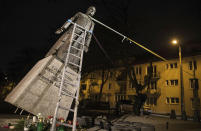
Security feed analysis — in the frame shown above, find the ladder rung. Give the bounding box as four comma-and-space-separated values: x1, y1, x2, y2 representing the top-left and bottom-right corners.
65, 70, 78, 77
71, 46, 82, 51
61, 92, 76, 99
57, 121, 73, 128
64, 82, 77, 87
74, 33, 84, 38
68, 62, 80, 68
59, 106, 74, 112
69, 53, 81, 59
75, 27, 85, 33
72, 39, 84, 45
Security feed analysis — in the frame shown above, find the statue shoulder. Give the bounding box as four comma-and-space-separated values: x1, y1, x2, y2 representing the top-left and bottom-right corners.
76, 12, 84, 16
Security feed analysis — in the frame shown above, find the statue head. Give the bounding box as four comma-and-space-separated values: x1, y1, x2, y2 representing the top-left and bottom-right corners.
86, 6, 96, 16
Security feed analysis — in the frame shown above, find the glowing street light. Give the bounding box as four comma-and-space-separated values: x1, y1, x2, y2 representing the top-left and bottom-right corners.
172, 39, 178, 45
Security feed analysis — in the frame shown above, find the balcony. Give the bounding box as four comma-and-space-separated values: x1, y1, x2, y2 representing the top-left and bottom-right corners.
151, 72, 160, 80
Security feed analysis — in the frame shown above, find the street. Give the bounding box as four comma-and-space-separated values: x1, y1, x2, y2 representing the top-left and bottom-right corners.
1, 114, 201, 131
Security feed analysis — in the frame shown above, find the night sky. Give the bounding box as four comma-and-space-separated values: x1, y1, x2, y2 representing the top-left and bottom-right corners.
0, 0, 201, 72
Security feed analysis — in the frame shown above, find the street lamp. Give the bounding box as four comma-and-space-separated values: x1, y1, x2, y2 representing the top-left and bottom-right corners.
171, 39, 187, 120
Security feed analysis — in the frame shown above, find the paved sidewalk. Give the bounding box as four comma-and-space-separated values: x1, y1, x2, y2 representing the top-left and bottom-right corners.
121, 114, 201, 131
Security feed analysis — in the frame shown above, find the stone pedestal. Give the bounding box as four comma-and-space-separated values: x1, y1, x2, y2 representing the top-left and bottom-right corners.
5, 55, 78, 119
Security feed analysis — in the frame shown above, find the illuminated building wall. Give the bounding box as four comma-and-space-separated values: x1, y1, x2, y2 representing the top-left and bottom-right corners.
80, 55, 201, 117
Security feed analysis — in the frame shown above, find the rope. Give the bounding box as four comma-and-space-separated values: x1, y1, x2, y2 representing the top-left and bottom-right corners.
89, 16, 167, 61
92, 34, 114, 65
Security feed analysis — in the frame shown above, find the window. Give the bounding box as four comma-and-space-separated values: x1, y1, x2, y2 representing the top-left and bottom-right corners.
170, 80, 174, 85
166, 97, 170, 104
168, 80, 178, 86
174, 63, 177, 68
146, 97, 157, 105
175, 98, 179, 103
90, 73, 96, 79
175, 80, 178, 86
108, 83, 112, 90
166, 63, 177, 69
189, 60, 197, 70
166, 80, 169, 86
170, 64, 173, 69
194, 61, 197, 70
135, 66, 142, 75
171, 98, 175, 103
166, 97, 179, 104
189, 79, 199, 89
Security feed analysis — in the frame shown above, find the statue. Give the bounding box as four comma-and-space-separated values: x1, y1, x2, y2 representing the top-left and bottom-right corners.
46, 6, 96, 61
5, 6, 96, 119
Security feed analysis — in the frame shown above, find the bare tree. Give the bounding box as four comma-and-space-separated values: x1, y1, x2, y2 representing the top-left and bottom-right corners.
98, 68, 110, 101
127, 62, 153, 115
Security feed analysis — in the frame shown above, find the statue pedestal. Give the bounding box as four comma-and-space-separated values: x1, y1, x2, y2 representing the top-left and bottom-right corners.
5, 55, 79, 119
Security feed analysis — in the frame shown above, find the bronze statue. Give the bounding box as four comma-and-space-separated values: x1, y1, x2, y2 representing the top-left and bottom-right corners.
46, 6, 96, 61
5, 6, 96, 119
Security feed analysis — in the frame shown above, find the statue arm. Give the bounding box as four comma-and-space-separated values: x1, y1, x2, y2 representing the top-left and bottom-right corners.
84, 22, 94, 52
55, 12, 81, 34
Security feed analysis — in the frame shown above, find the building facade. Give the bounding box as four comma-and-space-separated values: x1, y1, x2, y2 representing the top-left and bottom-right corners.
80, 55, 201, 118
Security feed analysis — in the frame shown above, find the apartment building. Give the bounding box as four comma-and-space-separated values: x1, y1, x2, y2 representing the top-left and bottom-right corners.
80, 55, 201, 118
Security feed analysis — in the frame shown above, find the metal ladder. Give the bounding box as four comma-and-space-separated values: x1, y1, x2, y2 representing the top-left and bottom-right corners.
51, 22, 88, 131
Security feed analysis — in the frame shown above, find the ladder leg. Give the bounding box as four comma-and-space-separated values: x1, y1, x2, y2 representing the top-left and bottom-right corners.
50, 102, 60, 131
72, 76, 80, 131
14, 107, 19, 114
51, 23, 88, 131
